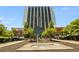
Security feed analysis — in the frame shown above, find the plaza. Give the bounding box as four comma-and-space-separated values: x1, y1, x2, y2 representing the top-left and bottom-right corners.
0, 39, 79, 52
0, 6, 79, 52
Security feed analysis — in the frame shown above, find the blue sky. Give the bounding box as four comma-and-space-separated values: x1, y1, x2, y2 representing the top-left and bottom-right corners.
0, 6, 79, 30
0, 6, 24, 30
54, 6, 79, 27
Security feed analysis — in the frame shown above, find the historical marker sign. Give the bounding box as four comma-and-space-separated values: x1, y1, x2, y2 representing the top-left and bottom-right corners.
34, 26, 43, 35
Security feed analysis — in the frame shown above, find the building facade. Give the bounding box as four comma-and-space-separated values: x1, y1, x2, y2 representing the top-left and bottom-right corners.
24, 6, 55, 30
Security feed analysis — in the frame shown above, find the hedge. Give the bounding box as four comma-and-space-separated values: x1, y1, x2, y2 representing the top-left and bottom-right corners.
59, 35, 79, 41
0, 36, 24, 43
0, 37, 10, 43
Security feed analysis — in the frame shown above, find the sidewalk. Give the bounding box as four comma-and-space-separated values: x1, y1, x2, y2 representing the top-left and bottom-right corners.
52, 39, 79, 45
0, 40, 24, 48
0, 40, 27, 52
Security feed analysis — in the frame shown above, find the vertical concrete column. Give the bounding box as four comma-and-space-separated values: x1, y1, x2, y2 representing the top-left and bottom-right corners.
28, 7, 30, 27
45, 7, 48, 28
33, 7, 35, 29
43, 7, 46, 30
50, 7, 56, 25
40, 7, 42, 28
23, 7, 28, 24
38, 7, 40, 27
31, 7, 33, 28
37, 7, 38, 26
48, 7, 51, 23
35, 7, 37, 27
29, 7, 31, 27
41, 7, 44, 30
46, 7, 49, 27
30, 7, 32, 27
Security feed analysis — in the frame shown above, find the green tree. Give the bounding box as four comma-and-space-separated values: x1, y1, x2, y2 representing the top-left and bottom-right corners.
12, 28, 17, 36
24, 21, 35, 38
48, 20, 54, 28
41, 28, 55, 38
41, 20, 55, 40
4, 30, 14, 37
0, 24, 7, 36
24, 27, 35, 38
63, 18, 79, 40
24, 22, 29, 28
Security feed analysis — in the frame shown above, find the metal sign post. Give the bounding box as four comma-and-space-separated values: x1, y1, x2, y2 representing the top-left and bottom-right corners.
37, 34, 39, 44
34, 26, 43, 44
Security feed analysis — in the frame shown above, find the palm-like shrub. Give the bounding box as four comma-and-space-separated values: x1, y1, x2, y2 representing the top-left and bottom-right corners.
41, 20, 55, 40
41, 28, 55, 40
63, 18, 79, 40
24, 27, 35, 38
63, 19, 79, 36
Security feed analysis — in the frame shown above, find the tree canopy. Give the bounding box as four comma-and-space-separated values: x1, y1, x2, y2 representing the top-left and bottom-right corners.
24, 27, 35, 38
63, 18, 79, 36
41, 20, 55, 38
0, 24, 7, 36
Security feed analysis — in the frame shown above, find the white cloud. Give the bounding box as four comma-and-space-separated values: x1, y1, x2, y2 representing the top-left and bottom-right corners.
2, 21, 11, 24
61, 7, 70, 10
0, 17, 5, 20
0, 16, 14, 24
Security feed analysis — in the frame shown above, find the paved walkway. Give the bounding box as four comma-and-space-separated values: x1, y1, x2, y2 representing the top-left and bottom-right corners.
0, 41, 24, 48
1, 39, 79, 52
0, 40, 27, 52
51, 39, 79, 52
52, 39, 79, 45
16, 42, 73, 52
16, 39, 79, 52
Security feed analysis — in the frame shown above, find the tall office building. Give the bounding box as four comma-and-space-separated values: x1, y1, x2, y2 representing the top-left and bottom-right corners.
24, 6, 55, 31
